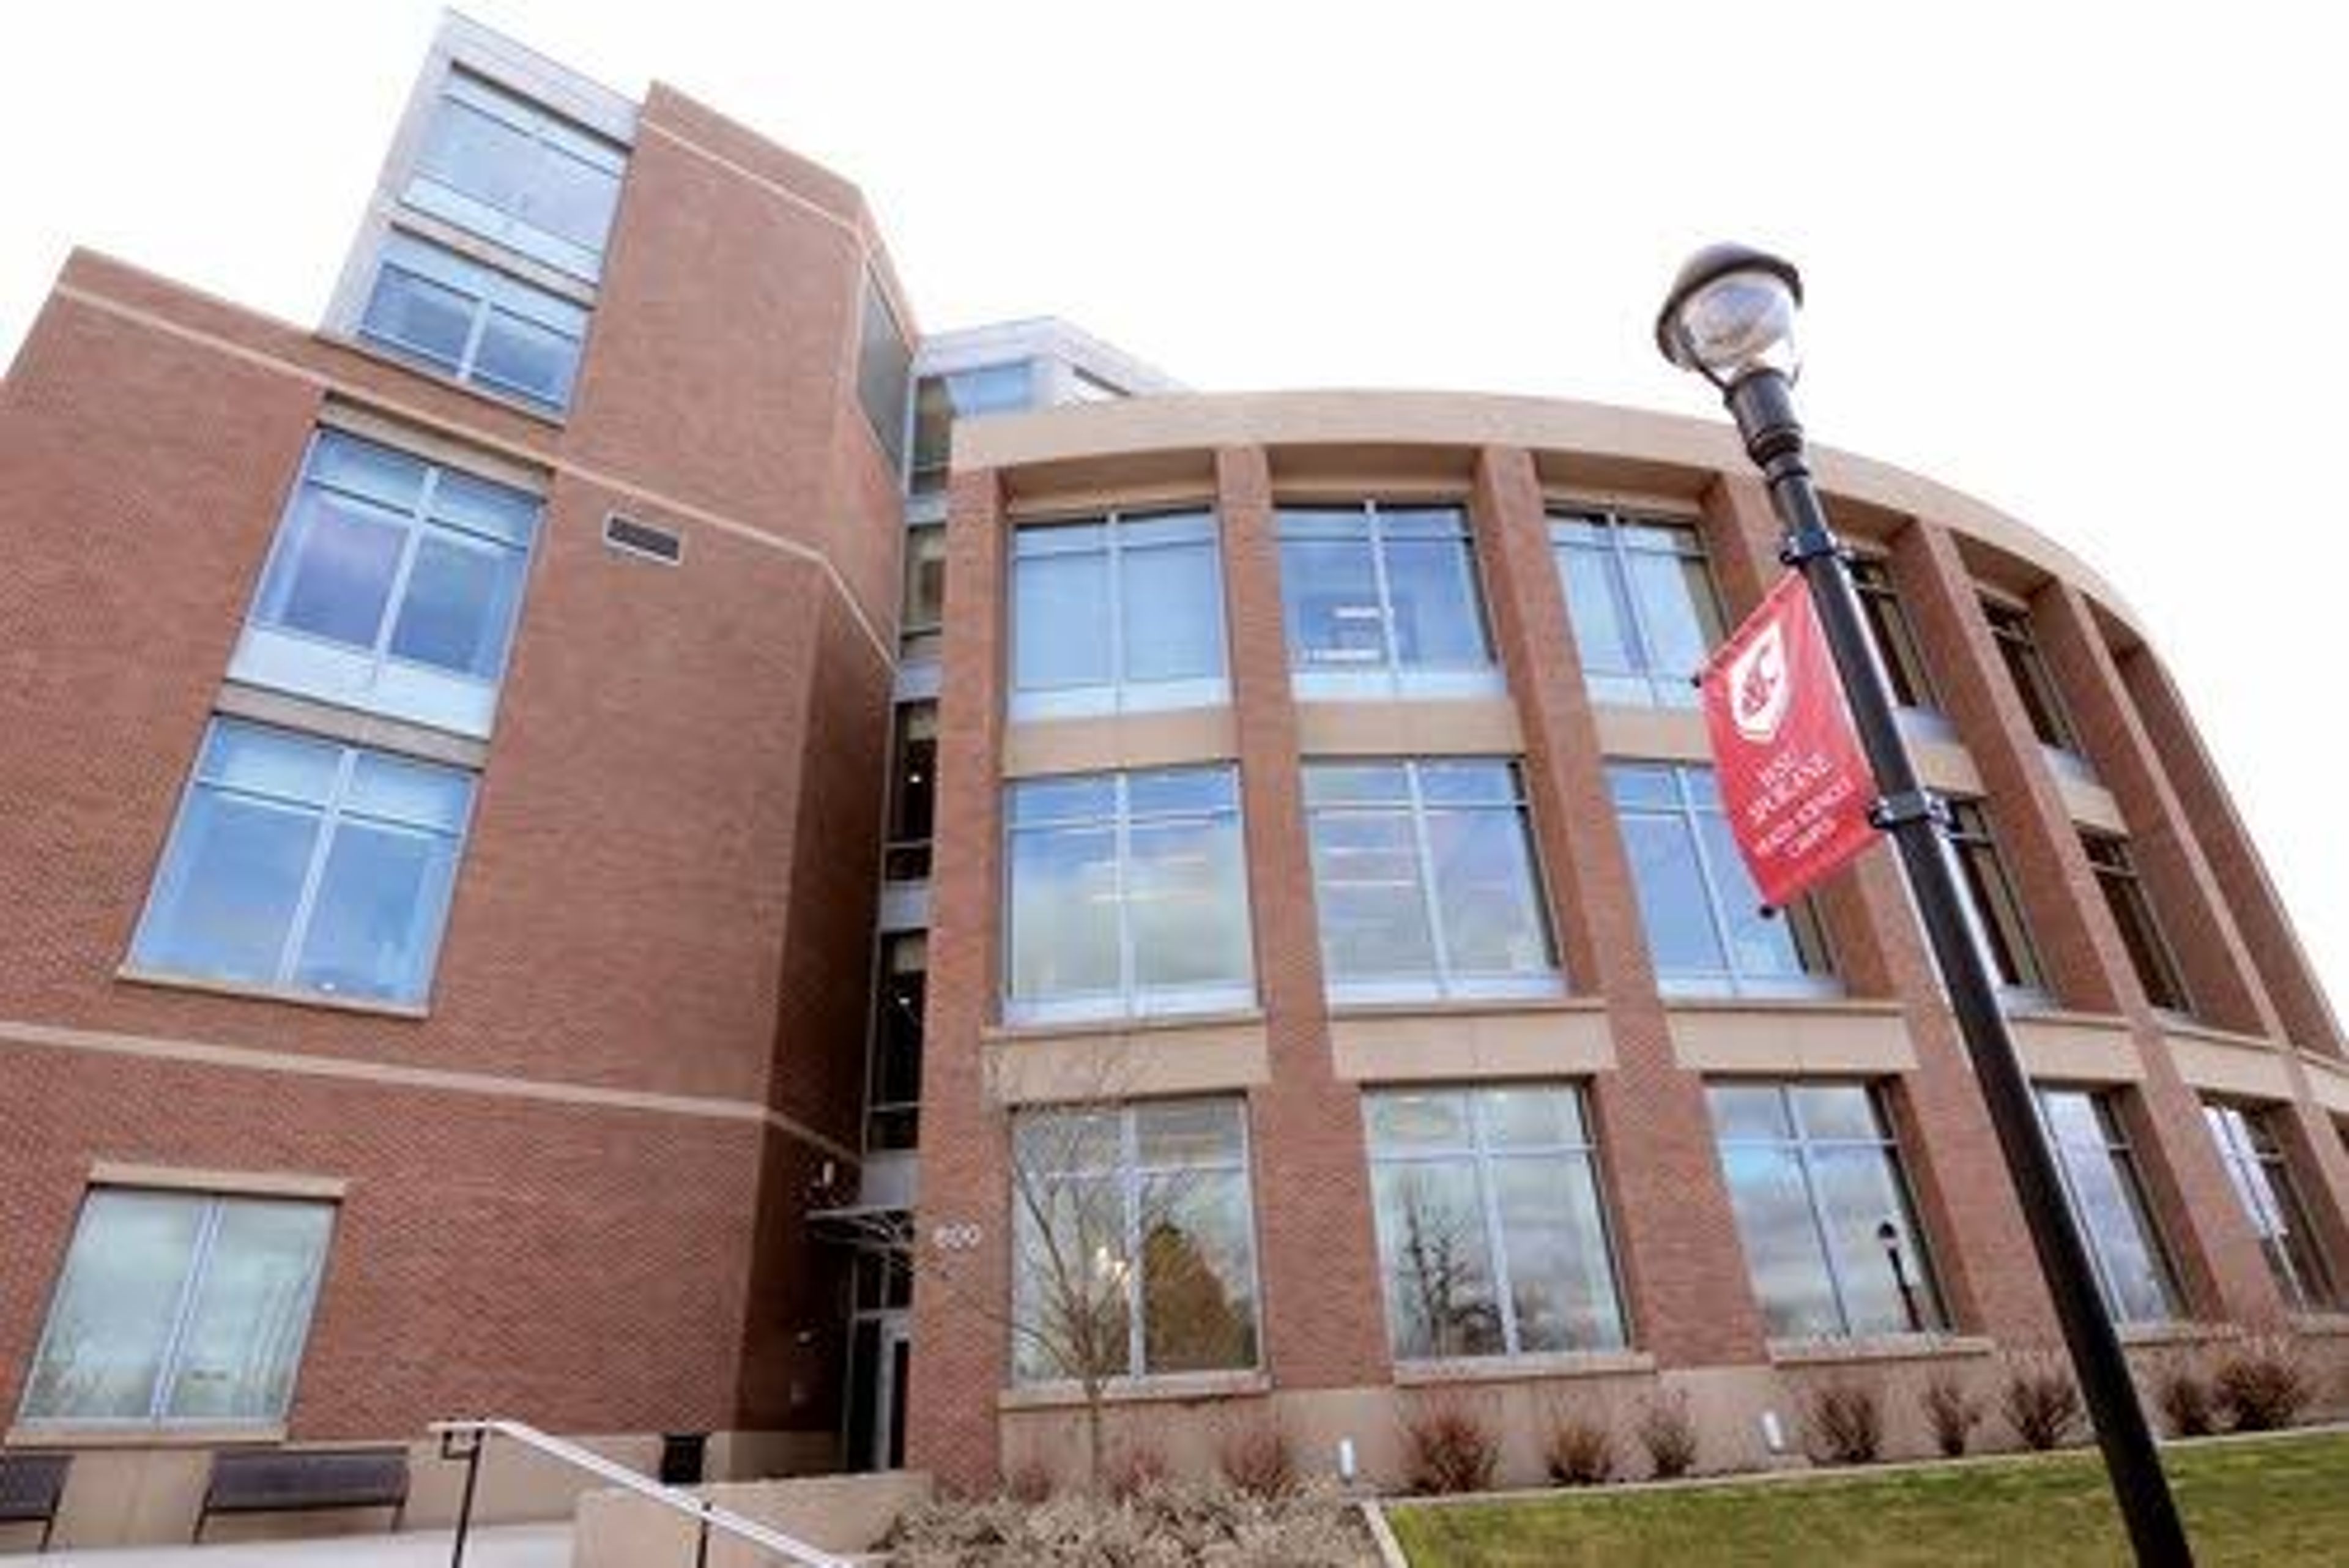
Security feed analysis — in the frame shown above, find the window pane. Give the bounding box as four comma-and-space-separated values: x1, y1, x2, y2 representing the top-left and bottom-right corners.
1620, 816, 1727, 975
1280, 536, 1384, 667
1417, 760, 1519, 807
1366, 1091, 1471, 1151
1127, 817, 1250, 990
1011, 1170, 1130, 1382
1013, 551, 1112, 689
388, 534, 526, 678
902, 524, 946, 633
1383, 537, 1490, 667
1309, 809, 1434, 980
1126, 767, 1235, 817
1480, 1087, 1584, 1148
1138, 1101, 1244, 1167
1424, 806, 1551, 975
1373, 1161, 1501, 1358
1007, 826, 1120, 1000
2062, 1145, 2177, 1323
1790, 1086, 1880, 1142
198, 724, 341, 804
1718, 1145, 1841, 1337
362, 263, 473, 374
430, 469, 538, 546
1302, 763, 1411, 807
1140, 1173, 1257, 1373
344, 752, 472, 831
135, 792, 319, 983
289, 822, 458, 1001
1709, 1084, 1794, 1142
1120, 540, 1223, 683
1811, 1148, 1939, 1332
474, 310, 579, 410
254, 491, 407, 649
1492, 1157, 1625, 1351
1008, 776, 1116, 825
162, 1201, 333, 1421
1624, 549, 1723, 685
1558, 546, 1636, 674
857, 282, 911, 470
21, 1192, 206, 1421
1698, 816, 1808, 974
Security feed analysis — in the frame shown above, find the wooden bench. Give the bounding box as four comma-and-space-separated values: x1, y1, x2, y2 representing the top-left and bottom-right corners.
193, 1447, 409, 1542
0, 1452, 72, 1553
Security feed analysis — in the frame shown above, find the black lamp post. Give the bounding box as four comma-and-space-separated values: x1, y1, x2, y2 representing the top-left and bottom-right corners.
1655, 244, 2192, 1566
1876, 1219, 1924, 1334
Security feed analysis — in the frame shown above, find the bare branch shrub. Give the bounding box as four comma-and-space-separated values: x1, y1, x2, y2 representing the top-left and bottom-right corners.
2213, 1335, 2314, 1432
1401, 1397, 1499, 1495
1001, 1452, 1055, 1503
1540, 1397, 1616, 1486
1921, 1370, 1984, 1458
2148, 1353, 2215, 1438
1635, 1390, 1699, 1480
1214, 1411, 1298, 1497
1801, 1379, 1885, 1466
2000, 1352, 2085, 1451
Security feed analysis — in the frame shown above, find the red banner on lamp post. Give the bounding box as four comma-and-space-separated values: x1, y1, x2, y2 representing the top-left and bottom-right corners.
1699, 571, 1880, 908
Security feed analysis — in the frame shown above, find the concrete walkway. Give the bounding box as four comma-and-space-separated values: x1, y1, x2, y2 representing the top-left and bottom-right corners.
39, 1523, 571, 1567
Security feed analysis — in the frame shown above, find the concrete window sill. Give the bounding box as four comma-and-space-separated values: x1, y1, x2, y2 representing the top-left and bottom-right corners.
117, 966, 430, 1021
998, 1369, 1271, 1411
1392, 1349, 1657, 1388
1767, 1333, 1994, 1367
4, 1422, 287, 1449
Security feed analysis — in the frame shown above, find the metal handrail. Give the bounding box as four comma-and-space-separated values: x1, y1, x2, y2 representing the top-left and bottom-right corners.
428, 1418, 855, 1568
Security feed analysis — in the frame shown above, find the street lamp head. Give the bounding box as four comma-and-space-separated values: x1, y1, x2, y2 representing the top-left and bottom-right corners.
1875, 1219, 1900, 1250
1655, 243, 1804, 390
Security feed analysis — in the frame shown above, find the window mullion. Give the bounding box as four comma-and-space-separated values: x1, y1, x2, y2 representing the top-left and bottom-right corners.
1471, 1103, 1520, 1356
1678, 775, 1744, 992
373, 470, 437, 669
1406, 767, 1454, 993
275, 748, 354, 986
1608, 526, 1657, 690
1366, 507, 1400, 677
1123, 1111, 1145, 1377
456, 293, 495, 380
1786, 1100, 1857, 1336
151, 1199, 226, 1422
1105, 518, 1127, 709
1114, 781, 1136, 1011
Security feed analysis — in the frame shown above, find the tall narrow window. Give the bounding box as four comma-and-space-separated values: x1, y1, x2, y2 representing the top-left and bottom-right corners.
1946, 800, 2046, 997
1709, 1083, 1944, 1339
361, 233, 587, 413
910, 363, 1035, 494
1550, 512, 1726, 708
2079, 831, 2190, 1013
900, 522, 947, 661
130, 721, 475, 1006
1011, 1100, 1261, 1383
2203, 1102, 2335, 1311
1278, 503, 1497, 697
1608, 763, 1836, 998
2035, 1088, 2181, 1324
231, 430, 541, 738
1004, 767, 1253, 1023
867, 934, 926, 1152
857, 278, 913, 472
19, 1189, 335, 1427
1849, 557, 1940, 713
1011, 511, 1228, 719
1982, 598, 2081, 755
883, 703, 937, 882
406, 70, 626, 281
1302, 759, 1559, 1003
1365, 1086, 1627, 1360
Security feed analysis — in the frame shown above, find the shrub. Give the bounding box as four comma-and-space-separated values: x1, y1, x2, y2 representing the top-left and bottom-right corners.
2001, 1354, 2085, 1451
1636, 1391, 1699, 1480
2150, 1355, 2216, 1438
889, 1478, 1376, 1567
1540, 1401, 1616, 1486
1401, 1398, 1499, 1495
1215, 1412, 1298, 1498
1800, 1380, 1885, 1466
1104, 1438, 1170, 1501
1001, 1452, 1055, 1503
1921, 1371, 1984, 1458
2214, 1337, 2313, 1432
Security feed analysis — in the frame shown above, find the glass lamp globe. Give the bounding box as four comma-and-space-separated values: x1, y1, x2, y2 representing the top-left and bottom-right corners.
1655, 245, 1804, 388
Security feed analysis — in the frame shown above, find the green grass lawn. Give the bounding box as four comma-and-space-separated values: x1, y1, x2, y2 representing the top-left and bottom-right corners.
1386, 1430, 2349, 1567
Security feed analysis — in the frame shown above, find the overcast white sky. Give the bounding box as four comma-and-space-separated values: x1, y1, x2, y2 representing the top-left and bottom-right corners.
8, 2, 2344, 1019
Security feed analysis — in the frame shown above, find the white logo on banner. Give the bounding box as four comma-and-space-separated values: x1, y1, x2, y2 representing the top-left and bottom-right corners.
1728, 619, 1791, 744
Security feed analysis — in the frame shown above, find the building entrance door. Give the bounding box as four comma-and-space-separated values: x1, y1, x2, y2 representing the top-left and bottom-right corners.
847, 1309, 912, 1471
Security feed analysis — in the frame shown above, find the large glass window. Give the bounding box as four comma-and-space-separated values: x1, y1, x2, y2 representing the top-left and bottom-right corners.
1982, 599, 2081, 755
1011, 1100, 1260, 1383
857, 278, 913, 473
1608, 763, 1836, 998
360, 232, 587, 414
900, 521, 946, 660
19, 1189, 334, 1427
406, 70, 626, 282
2203, 1102, 2336, 1312
230, 431, 541, 738
1004, 767, 1253, 1023
1278, 503, 1497, 698
867, 934, 926, 1152
910, 363, 1035, 494
2036, 1088, 2181, 1325
1011, 511, 1227, 719
2079, 832, 2190, 1014
1850, 557, 1941, 713
1550, 512, 1726, 708
1302, 759, 1559, 1003
130, 721, 475, 1006
883, 702, 936, 882
1365, 1086, 1626, 1361
1947, 800, 2047, 997
1709, 1083, 1944, 1339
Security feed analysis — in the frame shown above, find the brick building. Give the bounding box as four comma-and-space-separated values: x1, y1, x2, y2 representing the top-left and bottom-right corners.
2, 15, 2344, 1547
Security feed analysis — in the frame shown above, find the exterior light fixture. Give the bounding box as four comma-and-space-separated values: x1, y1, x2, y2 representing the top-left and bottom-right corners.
1656, 245, 2193, 1567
